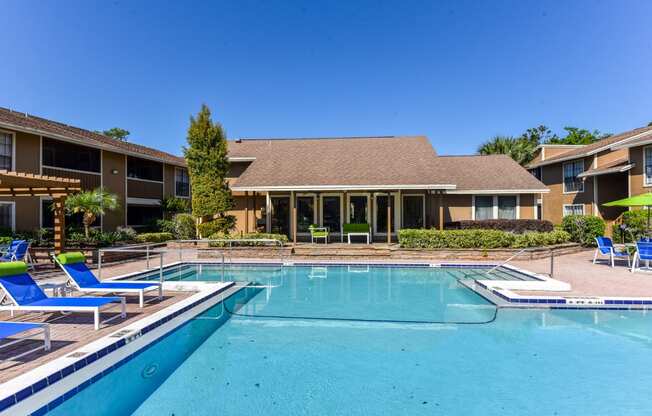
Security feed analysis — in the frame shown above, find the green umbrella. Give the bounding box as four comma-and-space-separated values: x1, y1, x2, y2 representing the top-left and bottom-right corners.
603, 192, 652, 232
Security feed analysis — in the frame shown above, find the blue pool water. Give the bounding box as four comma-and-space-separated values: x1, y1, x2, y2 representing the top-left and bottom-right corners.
46, 265, 652, 415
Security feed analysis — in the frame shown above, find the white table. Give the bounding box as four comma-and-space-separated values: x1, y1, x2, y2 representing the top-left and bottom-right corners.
39, 282, 71, 297
347, 232, 370, 244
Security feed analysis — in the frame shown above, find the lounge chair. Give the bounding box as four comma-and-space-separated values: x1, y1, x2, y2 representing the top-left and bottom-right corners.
54, 252, 162, 308
0, 262, 126, 330
0, 321, 50, 361
342, 223, 371, 244
0, 240, 33, 266
309, 224, 329, 244
593, 237, 630, 267
632, 241, 652, 273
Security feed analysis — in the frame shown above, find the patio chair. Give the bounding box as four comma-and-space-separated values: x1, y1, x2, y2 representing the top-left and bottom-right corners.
309, 224, 329, 244
342, 223, 371, 244
0, 240, 33, 267
631, 240, 652, 273
0, 321, 50, 361
0, 261, 126, 330
54, 252, 162, 308
593, 237, 630, 267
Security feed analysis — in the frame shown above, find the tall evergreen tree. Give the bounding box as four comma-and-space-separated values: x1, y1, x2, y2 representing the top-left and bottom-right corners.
184, 105, 233, 220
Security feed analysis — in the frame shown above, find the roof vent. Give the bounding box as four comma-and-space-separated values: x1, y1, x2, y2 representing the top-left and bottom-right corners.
235, 139, 242, 143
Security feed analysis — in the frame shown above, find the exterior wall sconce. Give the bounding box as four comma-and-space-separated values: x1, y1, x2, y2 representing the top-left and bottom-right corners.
111, 169, 119, 175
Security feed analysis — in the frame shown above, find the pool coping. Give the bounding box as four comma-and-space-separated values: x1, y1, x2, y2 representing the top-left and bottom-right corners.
0, 281, 237, 416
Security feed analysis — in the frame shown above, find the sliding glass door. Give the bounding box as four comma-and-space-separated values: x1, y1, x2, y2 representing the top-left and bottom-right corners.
270, 197, 290, 236
374, 194, 397, 234
402, 195, 425, 229
321, 195, 341, 233
348, 195, 369, 224
296, 196, 316, 233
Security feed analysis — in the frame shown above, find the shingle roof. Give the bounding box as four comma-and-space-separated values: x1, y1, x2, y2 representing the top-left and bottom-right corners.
0, 107, 185, 166
434, 154, 548, 192
228, 137, 546, 192
577, 157, 633, 178
527, 125, 652, 168
228, 136, 456, 190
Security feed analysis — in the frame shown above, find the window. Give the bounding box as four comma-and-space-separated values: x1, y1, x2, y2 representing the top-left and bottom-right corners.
497, 196, 517, 220
349, 195, 368, 224
474, 196, 494, 220
0, 203, 14, 231
127, 156, 163, 182
563, 204, 584, 216
402, 195, 425, 228
563, 160, 584, 193
42, 137, 101, 173
645, 147, 652, 185
530, 167, 542, 181
0, 132, 13, 170
321, 196, 341, 232
127, 205, 163, 226
296, 196, 315, 233
375, 194, 396, 233
271, 197, 290, 236
41, 199, 92, 229
175, 168, 190, 197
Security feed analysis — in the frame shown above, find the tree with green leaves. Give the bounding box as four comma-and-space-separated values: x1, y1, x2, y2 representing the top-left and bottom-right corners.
184, 104, 234, 226
101, 127, 130, 141
63, 188, 119, 238
545, 127, 610, 145
477, 135, 538, 166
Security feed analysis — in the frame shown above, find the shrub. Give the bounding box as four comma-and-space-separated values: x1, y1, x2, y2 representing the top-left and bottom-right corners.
115, 226, 138, 242
444, 219, 553, 233
155, 219, 176, 234
173, 213, 196, 239
398, 228, 570, 249
197, 216, 236, 237
135, 232, 175, 243
560, 215, 605, 246
208, 232, 288, 247
612, 210, 649, 243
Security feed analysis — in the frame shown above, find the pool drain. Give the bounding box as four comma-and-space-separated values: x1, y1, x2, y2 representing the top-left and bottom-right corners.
142, 362, 159, 378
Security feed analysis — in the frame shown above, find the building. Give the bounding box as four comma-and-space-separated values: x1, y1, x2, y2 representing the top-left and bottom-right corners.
226, 136, 548, 241
0, 107, 190, 232
527, 125, 652, 231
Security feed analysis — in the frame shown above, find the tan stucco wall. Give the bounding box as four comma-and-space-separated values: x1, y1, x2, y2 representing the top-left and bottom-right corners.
229, 193, 265, 234
629, 146, 646, 197
163, 164, 176, 198
597, 148, 628, 167
102, 151, 127, 231
540, 157, 595, 224
519, 194, 536, 219
13, 130, 41, 231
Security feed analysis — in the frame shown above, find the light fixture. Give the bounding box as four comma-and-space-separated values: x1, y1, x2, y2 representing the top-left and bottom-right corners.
111, 169, 119, 175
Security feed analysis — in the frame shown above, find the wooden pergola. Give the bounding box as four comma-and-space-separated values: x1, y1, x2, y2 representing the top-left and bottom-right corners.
0, 170, 81, 253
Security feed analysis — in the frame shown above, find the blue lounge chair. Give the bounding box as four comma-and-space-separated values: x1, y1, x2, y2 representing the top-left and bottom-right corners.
632, 241, 652, 273
0, 262, 125, 330
54, 252, 162, 308
593, 237, 630, 267
0, 240, 32, 265
0, 321, 50, 361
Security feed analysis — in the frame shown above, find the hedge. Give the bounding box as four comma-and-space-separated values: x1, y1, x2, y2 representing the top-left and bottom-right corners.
612, 210, 649, 243
398, 229, 570, 249
560, 215, 605, 246
197, 216, 236, 238
208, 232, 288, 247
135, 232, 175, 243
445, 219, 553, 233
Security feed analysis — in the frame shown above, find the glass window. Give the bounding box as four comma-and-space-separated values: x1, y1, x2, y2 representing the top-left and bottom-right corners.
0, 203, 12, 230
175, 168, 190, 197
42, 137, 101, 173
402, 195, 424, 229
474, 196, 494, 220
563, 160, 584, 193
127, 156, 163, 182
530, 167, 541, 181
127, 205, 163, 226
349, 196, 368, 224
296, 197, 315, 233
498, 196, 517, 220
645, 147, 652, 185
0, 132, 13, 171
321, 196, 341, 232
375, 195, 396, 233
563, 204, 584, 216
271, 197, 290, 236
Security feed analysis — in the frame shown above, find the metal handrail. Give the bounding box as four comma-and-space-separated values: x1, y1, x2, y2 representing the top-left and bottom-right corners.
485, 246, 555, 278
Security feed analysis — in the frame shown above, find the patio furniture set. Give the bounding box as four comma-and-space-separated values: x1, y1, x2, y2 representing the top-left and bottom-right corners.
309, 223, 372, 244
593, 236, 652, 272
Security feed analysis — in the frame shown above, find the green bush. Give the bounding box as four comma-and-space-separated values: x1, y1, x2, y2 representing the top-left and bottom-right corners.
173, 213, 196, 239
560, 215, 605, 246
398, 228, 570, 249
135, 232, 175, 243
197, 216, 236, 237
612, 210, 649, 243
155, 219, 176, 234
208, 232, 288, 247
114, 226, 138, 242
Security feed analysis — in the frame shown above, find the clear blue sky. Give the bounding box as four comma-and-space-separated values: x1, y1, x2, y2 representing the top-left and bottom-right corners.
2, 0, 652, 156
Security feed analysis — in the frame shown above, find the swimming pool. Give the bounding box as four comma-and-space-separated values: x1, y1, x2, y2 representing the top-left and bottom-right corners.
41, 264, 652, 415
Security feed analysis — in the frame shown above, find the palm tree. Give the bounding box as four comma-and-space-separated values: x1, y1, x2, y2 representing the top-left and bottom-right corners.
477, 135, 537, 166
64, 188, 119, 238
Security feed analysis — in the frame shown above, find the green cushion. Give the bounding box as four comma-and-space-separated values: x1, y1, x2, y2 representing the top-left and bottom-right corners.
56, 252, 86, 265
312, 231, 329, 237
343, 223, 370, 233
0, 261, 28, 277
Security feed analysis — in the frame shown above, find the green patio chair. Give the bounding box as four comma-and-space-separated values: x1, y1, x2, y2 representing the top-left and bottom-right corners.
309, 224, 330, 244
